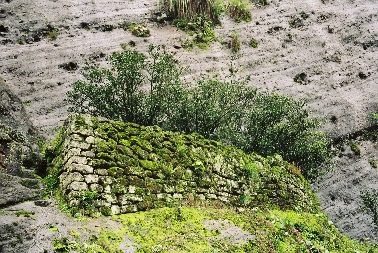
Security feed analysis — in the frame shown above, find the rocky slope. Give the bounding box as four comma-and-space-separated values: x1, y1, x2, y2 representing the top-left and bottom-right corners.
1, 0, 378, 246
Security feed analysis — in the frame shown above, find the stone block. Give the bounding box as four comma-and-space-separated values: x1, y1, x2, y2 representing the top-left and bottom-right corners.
129, 185, 136, 194
95, 169, 108, 176
60, 172, 84, 189
69, 181, 88, 191
67, 163, 94, 174
85, 136, 96, 144
67, 156, 88, 165
81, 151, 95, 158
85, 174, 99, 184
173, 193, 183, 199
111, 205, 120, 215
89, 183, 103, 192
70, 140, 91, 150
103, 194, 117, 204
104, 185, 111, 193
99, 176, 113, 185
94, 199, 111, 207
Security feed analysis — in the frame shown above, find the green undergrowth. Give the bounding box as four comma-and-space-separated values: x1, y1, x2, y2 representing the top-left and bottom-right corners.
52, 206, 378, 253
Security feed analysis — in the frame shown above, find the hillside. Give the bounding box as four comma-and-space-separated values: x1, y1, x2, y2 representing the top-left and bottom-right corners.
1, 113, 377, 252
1, 0, 378, 250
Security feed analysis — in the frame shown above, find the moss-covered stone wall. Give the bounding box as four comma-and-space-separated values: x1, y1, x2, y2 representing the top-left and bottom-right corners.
48, 114, 320, 215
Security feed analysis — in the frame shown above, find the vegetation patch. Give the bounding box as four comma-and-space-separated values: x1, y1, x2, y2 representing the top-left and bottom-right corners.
126, 23, 151, 37
349, 140, 361, 156
229, 31, 241, 53
249, 38, 258, 48
66, 45, 332, 180
50, 207, 378, 252
361, 189, 378, 227
15, 210, 35, 218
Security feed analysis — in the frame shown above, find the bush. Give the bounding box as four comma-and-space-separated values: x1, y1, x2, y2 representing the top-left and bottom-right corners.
361, 189, 378, 225
165, 0, 218, 22
227, 0, 252, 22
67, 45, 332, 181
67, 45, 186, 126
229, 32, 241, 53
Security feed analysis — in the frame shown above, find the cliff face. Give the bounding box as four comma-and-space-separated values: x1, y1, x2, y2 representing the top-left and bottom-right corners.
47, 113, 319, 215
0, 77, 44, 207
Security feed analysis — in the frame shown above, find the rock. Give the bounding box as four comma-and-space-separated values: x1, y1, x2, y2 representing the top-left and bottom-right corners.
34, 200, 52, 207
0, 77, 44, 207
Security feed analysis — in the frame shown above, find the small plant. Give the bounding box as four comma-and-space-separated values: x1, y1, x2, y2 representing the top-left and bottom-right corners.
47, 29, 58, 41
229, 32, 241, 53
249, 38, 258, 48
48, 224, 59, 232
15, 210, 35, 218
18, 38, 25, 44
361, 189, 378, 225
349, 140, 361, 156
76, 190, 99, 215
128, 23, 150, 37
227, 0, 252, 22
52, 237, 78, 253
369, 158, 377, 168
173, 15, 216, 49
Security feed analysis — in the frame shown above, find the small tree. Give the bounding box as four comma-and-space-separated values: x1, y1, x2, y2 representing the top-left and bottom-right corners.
66, 45, 187, 126
361, 189, 378, 225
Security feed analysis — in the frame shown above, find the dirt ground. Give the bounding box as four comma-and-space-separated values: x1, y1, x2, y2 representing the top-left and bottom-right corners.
1, 0, 378, 247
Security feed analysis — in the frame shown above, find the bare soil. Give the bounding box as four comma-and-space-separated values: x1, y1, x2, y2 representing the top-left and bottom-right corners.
1, 0, 378, 248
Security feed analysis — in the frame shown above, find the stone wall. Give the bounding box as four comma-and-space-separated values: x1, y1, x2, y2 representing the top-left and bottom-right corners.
48, 114, 320, 215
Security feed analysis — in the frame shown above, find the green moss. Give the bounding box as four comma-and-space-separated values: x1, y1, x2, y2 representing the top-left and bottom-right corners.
369, 158, 377, 168
108, 167, 123, 177
15, 210, 35, 218
349, 141, 361, 155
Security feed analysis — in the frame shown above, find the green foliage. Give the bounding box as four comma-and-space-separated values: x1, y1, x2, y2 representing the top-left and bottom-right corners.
56, 207, 378, 252
249, 38, 258, 48
77, 190, 99, 215
229, 31, 241, 52
173, 15, 216, 49
361, 189, 378, 225
227, 0, 252, 22
128, 23, 151, 37
369, 158, 377, 168
47, 29, 58, 41
67, 46, 331, 181
15, 210, 35, 218
349, 140, 361, 156
67, 45, 186, 127
52, 237, 78, 253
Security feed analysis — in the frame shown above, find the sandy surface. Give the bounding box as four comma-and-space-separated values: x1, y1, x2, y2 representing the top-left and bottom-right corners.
1, 0, 378, 243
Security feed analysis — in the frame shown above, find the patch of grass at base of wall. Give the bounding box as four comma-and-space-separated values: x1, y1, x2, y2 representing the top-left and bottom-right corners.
51, 206, 378, 253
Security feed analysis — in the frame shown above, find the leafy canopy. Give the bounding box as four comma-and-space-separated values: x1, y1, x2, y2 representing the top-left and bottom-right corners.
66, 45, 332, 180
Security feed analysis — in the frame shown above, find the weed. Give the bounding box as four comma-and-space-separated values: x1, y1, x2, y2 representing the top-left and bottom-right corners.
361, 189, 378, 225
127, 23, 150, 37
15, 210, 35, 218
349, 141, 361, 156
249, 38, 258, 48
229, 32, 241, 53
369, 158, 377, 168
227, 0, 252, 22
18, 38, 25, 44
47, 30, 58, 41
